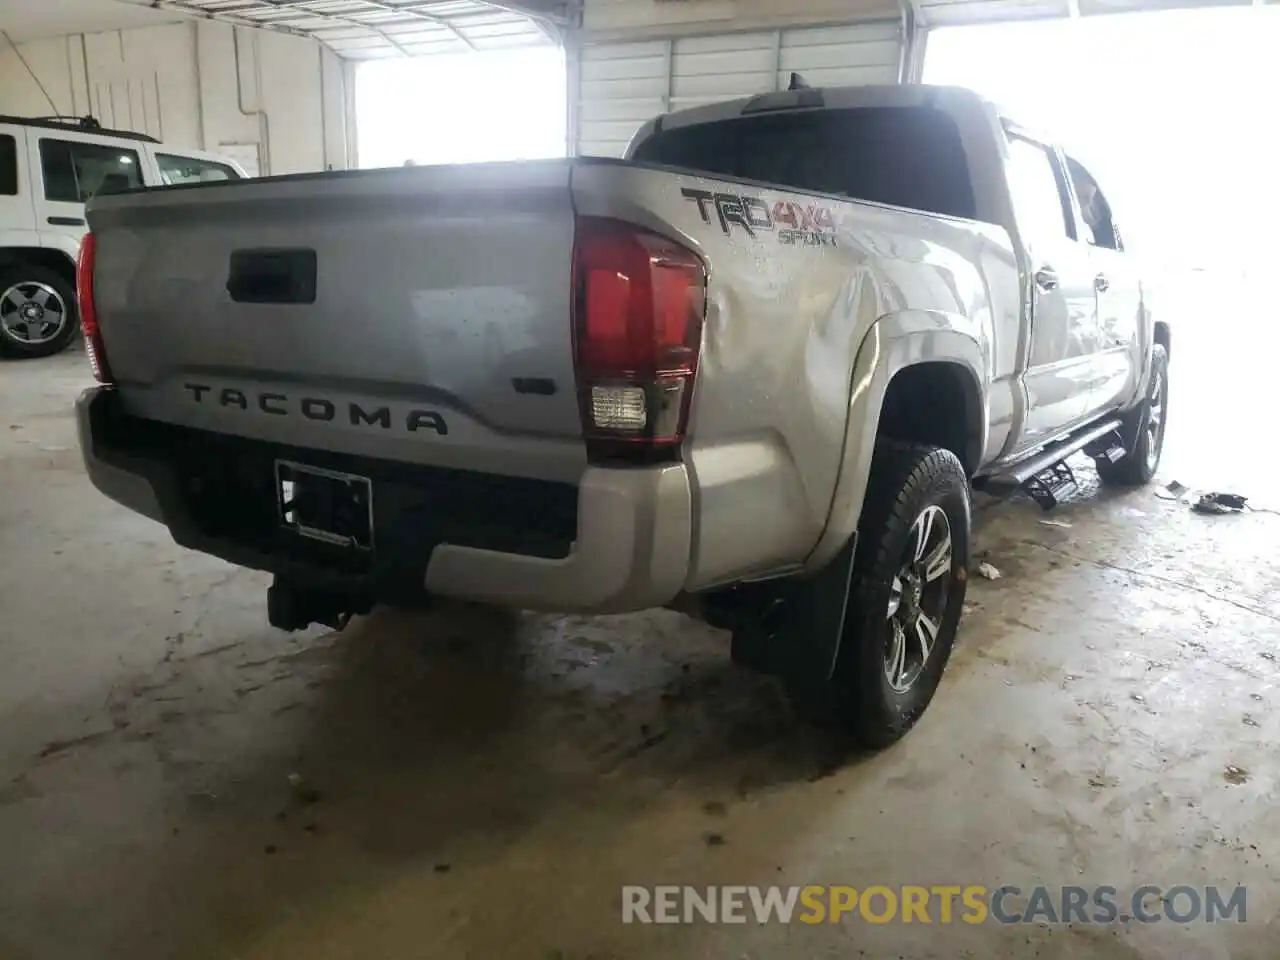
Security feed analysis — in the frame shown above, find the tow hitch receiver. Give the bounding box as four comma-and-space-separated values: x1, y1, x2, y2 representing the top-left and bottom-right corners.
267, 577, 371, 632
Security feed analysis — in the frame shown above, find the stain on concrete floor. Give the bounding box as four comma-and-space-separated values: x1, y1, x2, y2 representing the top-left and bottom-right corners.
1, 345, 1278, 960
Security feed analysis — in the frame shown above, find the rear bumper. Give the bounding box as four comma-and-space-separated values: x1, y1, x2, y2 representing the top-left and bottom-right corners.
77, 386, 692, 613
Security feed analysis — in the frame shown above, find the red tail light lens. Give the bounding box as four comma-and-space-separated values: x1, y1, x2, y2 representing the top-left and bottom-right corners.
572, 217, 706, 456
76, 232, 113, 384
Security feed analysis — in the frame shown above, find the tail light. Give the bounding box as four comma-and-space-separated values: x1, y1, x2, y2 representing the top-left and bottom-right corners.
572, 217, 706, 459
76, 232, 113, 384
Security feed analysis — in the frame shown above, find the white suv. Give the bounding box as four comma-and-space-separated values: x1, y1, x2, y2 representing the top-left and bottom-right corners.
0, 115, 247, 358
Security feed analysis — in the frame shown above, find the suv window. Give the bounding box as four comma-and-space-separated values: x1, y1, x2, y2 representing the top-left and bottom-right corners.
156, 153, 241, 185
0, 135, 16, 196
1005, 137, 1071, 243
631, 106, 977, 221
39, 138, 142, 203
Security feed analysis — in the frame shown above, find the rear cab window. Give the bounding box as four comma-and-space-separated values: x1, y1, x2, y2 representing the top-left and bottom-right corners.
155, 153, 242, 185
630, 106, 978, 221
39, 138, 142, 201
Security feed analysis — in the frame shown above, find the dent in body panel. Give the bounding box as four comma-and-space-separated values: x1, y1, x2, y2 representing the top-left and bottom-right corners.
803, 317, 990, 573
568, 163, 1009, 587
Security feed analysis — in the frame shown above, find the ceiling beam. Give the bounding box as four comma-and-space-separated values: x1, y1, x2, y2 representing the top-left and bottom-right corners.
326, 0, 480, 49
114, 0, 568, 52
248, 0, 474, 51
123, 0, 321, 42
144, 0, 423, 54
459, 0, 573, 27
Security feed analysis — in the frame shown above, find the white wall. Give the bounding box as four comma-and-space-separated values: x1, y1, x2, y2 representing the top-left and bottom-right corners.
573, 23, 905, 156
571, 0, 906, 157
0, 21, 354, 174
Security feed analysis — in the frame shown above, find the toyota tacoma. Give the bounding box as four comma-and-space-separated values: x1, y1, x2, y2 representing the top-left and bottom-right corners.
74, 83, 1169, 746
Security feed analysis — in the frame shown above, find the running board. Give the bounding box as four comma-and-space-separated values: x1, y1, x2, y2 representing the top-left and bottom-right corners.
998, 418, 1124, 486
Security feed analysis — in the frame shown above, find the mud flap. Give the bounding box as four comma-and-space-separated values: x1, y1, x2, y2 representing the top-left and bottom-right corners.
730, 534, 858, 683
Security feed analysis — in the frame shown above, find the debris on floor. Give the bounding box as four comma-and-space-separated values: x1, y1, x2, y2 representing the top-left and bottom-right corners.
1038, 519, 1072, 528
1192, 492, 1249, 515
1155, 480, 1190, 501
976, 562, 1002, 581
1224, 765, 1251, 786
1156, 481, 1279, 516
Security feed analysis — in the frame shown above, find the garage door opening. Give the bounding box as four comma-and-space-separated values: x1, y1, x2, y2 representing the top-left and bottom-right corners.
355, 47, 566, 167
926, 7, 1280, 271
926, 6, 1280, 488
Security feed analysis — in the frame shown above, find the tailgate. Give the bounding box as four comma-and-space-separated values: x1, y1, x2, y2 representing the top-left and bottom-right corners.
88, 160, 585, 483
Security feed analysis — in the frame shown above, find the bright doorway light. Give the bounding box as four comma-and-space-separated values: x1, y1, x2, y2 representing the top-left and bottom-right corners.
927, 8, 1280, 488
925, 8, 1280, 274
356, 47, 567, 167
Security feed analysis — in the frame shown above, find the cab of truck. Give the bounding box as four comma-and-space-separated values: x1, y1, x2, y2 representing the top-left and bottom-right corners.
0, 114, 247, 358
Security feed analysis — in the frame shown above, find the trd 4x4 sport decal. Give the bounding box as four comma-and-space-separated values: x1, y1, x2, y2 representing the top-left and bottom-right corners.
681, 188, 838, 247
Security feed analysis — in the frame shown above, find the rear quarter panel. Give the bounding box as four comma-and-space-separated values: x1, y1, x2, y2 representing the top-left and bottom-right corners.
571, 161, 1015, 588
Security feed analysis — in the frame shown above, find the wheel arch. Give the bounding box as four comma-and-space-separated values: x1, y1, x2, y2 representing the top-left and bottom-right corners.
805, 314, 988, 573
0, 247, 78, 291
878, 361, 985, 478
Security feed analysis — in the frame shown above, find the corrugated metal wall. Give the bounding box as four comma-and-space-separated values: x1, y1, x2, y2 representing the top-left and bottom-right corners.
573, 21, 904, 156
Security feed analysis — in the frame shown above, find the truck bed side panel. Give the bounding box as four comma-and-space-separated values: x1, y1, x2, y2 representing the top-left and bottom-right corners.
572, 161, 1008, 587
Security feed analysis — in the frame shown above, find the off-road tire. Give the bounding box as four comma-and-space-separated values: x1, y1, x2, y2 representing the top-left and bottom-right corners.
1096, 343, 1168, 487
790, 441, 971, 748
0, 263, 80, 358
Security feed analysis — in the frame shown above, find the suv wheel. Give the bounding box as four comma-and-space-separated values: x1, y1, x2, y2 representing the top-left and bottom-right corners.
0, 264, 80, 358
791, 441, 971, 747
1096, 343, 1168, 487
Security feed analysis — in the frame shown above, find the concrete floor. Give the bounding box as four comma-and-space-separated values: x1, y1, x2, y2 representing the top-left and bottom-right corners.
2, 328, 1278, 959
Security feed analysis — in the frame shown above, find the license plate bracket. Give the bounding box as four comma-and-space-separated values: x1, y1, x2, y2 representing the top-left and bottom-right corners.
275, 460, 373, 551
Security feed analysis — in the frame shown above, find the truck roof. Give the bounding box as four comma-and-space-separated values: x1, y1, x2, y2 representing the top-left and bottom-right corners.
0, 114, 161, 144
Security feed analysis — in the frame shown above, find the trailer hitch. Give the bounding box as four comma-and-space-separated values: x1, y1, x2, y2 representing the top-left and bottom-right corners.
267, 577, 371, 632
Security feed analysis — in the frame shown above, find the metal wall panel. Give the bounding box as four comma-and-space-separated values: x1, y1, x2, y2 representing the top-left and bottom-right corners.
574, 21, 903, 156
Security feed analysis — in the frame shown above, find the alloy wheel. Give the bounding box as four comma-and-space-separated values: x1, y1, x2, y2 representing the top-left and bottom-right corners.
884, 505, 953, 694
0, 282, 68, 346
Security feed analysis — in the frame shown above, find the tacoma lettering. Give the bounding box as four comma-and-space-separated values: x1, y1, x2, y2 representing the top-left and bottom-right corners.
182, 383, 447, 436
350, 404, 392, 429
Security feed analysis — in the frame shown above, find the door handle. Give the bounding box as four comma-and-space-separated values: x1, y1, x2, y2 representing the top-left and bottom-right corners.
47, 216, 86, 227
1034, 267, 1059, 292
1094, 273, 1110, 293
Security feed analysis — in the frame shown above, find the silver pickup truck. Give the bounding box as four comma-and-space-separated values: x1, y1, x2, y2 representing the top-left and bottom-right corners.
75, 83, 1169, 746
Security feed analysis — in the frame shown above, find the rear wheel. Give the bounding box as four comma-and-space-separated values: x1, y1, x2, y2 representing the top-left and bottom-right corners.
791, 441, 971, 747
0, 265, 79, 358
1096, 343, 1168, 487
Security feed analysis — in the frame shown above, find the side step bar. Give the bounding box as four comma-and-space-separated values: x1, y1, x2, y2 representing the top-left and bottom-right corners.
1002, 418, 1123, 485
979, 418, 1123, 510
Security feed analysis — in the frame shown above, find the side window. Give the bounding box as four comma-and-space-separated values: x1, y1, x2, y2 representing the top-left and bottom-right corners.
155, 153, 241, 185
1005, 137, 1072, 243
1065, 156, 1122, 251
0, 135, 17, 196
38, 139, 143, 203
